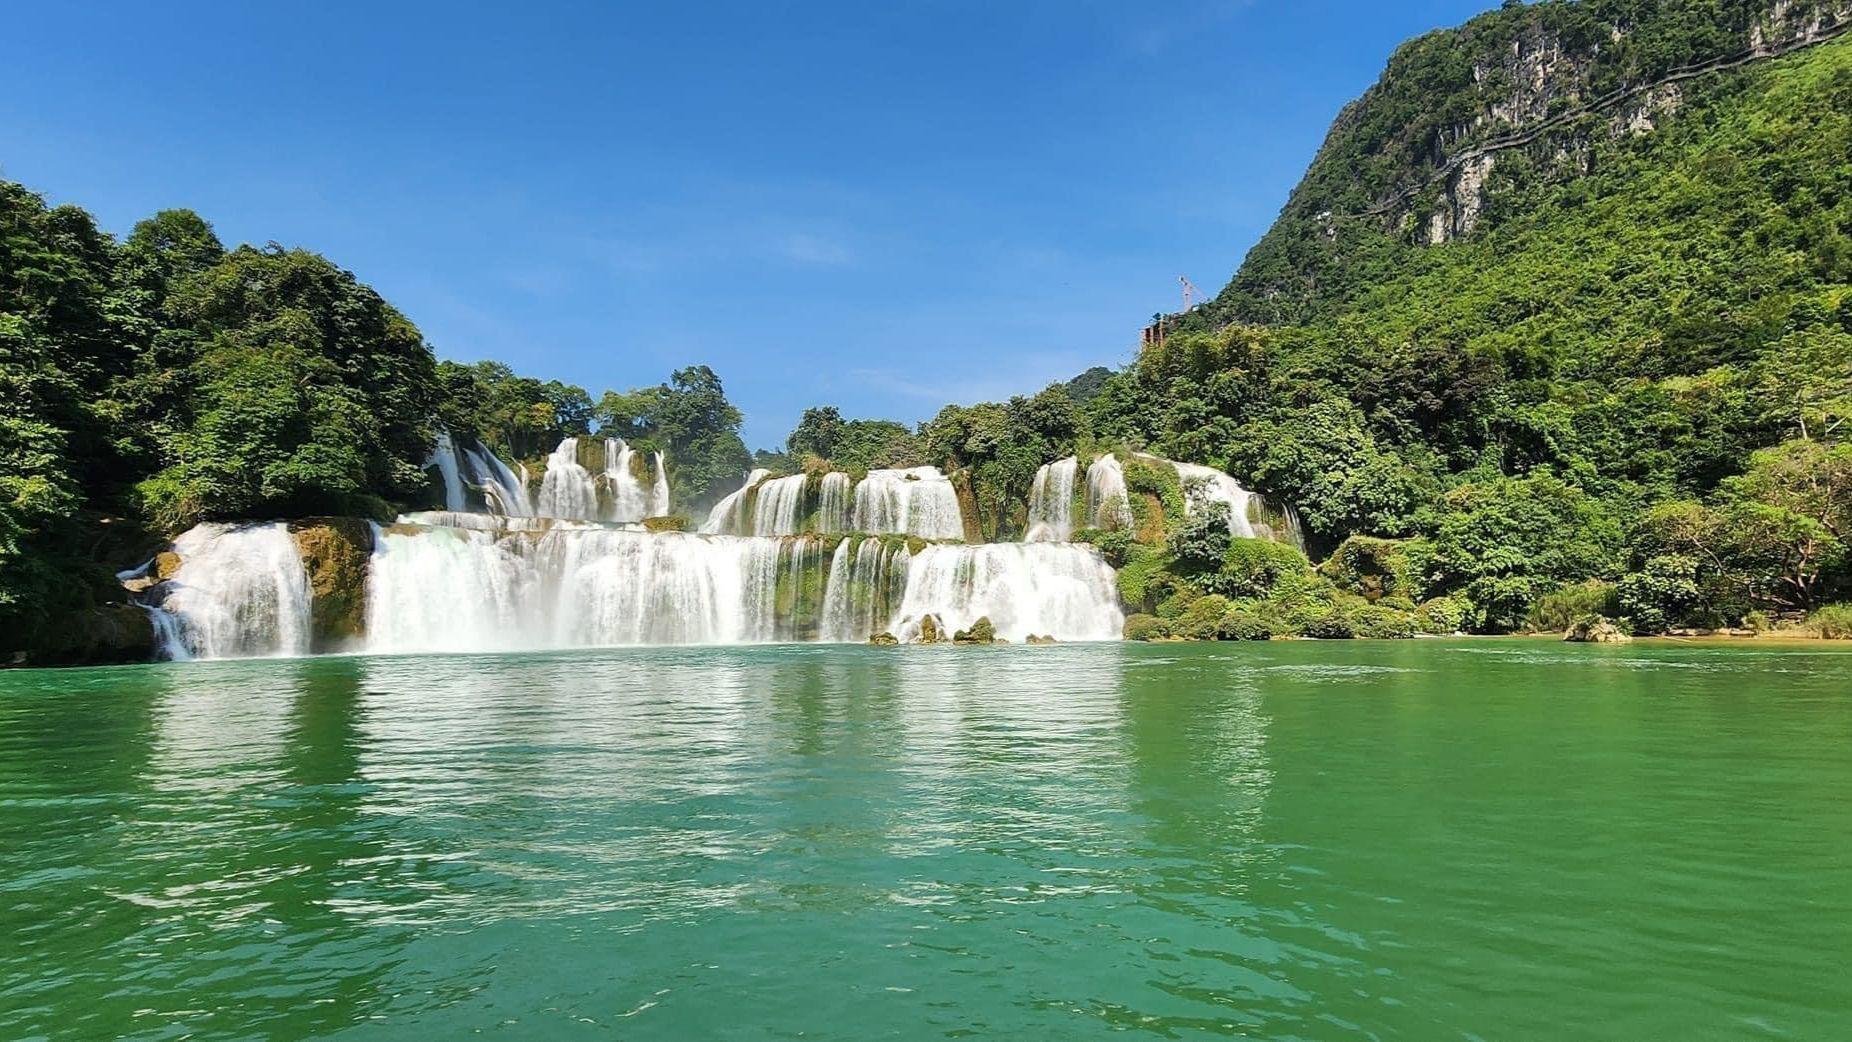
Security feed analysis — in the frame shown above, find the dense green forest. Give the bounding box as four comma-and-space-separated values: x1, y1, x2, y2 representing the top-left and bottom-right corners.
5, 0, 1851, 661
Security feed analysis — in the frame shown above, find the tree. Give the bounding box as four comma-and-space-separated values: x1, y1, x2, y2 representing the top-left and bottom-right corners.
138, 245, 439, 527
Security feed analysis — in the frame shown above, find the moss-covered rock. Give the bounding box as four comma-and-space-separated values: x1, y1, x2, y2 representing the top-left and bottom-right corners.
953, 616, 996, 644
11, 601, 156, 667
288, 518, 374, 652
1564, 615, 1632, 643
915, 614, 947, 644
1318, 536, 1422, 602
1025, 634, 1058, 645
643, 515, 690, 533
869, 631, 900, 646
1298, 609, 1356, 640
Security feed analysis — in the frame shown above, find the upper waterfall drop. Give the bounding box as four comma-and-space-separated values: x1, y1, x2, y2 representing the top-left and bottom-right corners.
702, 469, 772, 534
151, 522, 313, 660
1084, 455, 1134, 531
536, 438, 600, 521
1142, 454, 1305, 549
425, 430, 535, 517
851, 467, 965, 541
751, 474, 811, 537
1025, 456, 1080, 542
817, 472, 851, 533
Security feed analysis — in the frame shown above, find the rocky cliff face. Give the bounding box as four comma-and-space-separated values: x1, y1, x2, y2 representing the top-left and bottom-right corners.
1211, 0, 1852, 325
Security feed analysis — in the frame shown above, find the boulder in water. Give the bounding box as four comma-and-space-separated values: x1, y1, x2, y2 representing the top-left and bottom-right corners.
953, 616, 996, 645
1564, 616, 1632, 644
916, 614, 946, 644
1026, 634, 1058, 645
13, 602, 156, 667
289, 518, 374, 652
868, 632, 900, 646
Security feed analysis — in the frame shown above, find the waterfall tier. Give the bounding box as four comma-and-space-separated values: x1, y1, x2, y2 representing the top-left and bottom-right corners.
535, 437, 671, 523
154, 523, 313, 660
703, 466, 965, 540
1026, 456, 1081, 542
425, 430, 534, 517
1084, 455, 1134, 531
1140, 454, 1305, 549
851, 467, 965, 540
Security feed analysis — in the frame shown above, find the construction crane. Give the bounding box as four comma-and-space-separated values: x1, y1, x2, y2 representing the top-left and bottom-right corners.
1179, 275, 1203, 311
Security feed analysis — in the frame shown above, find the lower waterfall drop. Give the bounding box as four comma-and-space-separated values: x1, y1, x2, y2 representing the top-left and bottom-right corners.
154, 522, 313, 660
889, 543, 1124, 643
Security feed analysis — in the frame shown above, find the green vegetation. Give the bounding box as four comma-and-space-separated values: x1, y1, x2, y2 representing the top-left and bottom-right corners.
1100, 2, 1852, 637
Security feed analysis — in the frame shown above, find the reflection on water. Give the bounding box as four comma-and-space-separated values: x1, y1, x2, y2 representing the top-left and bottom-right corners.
2, 641, 1850, 1039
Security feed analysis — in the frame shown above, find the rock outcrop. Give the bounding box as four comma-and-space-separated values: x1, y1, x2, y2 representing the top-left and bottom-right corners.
288, 517, 375, 652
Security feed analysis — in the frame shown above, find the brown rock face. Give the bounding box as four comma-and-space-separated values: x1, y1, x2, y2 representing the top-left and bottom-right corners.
288, 518, 375, 652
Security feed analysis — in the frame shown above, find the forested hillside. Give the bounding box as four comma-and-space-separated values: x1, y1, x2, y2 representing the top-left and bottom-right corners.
1063, 0, 1852, 634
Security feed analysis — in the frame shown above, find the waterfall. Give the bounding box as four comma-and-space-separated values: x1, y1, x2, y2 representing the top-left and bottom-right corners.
650, 452, 671, 517
366, 522, 830, 652
818, 537, 911, 642
1143, 455, 1306, 550
603, 439, 650, 523
428, 430, 467, 512
889, 543, 1124, 643
536, 438, 599, 521
1085, 455, 1134, 531
1025, 456, 1080, 542
702, 469, 771, 535
751, 474, 810, 536
466, 445, 534, 517
851, 467, 965, 540
424, 430, 535, 516
818, 472, 851, 533
153, 523, 312, 660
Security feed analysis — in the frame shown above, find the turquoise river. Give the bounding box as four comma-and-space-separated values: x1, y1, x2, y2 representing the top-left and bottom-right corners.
2, 641, 1849, 1039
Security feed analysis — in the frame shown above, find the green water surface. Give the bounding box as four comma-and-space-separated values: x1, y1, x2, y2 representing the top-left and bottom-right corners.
2, 640, 1849, 1040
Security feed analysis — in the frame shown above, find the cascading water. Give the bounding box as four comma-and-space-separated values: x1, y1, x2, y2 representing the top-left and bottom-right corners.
818, 538, 911, 642
152, 523, 313, 660
1142, 454, 1305, 550
702, 469, 771, 535
536, 438, 599, 521
425, 430, 535, 516
603, 439, 650, 523
428, 430, 468, 512
650, 452, 671, 518
366, 522, 830, 652
1085, 455, 1134, 531
751, 474, 811, 537
817, 472, 851, 533
851, 467, 965, 540
888, 543, 1123, 643
1025, 456, 1080, 542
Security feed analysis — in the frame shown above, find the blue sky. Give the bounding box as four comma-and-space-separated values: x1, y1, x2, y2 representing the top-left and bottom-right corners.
3, 0, 1495, 448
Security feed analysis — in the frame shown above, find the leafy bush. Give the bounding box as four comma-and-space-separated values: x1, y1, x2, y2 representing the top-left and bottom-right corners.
1123, 614, 1170, 642
1174, 595, 1231, 639
1349, 602, 1417, 639
1298, 609, 1356, 640
1219, 538, 1314, 598
1216, 602, 1277, 641
1529, 579, 1619, 633
1319, 535, 1422, 602
1615, 554, 1702, 634
1416, 596, 1472, 635
1810, 604, 1852, 639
